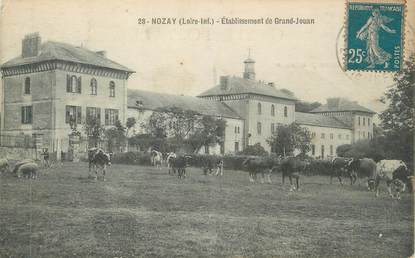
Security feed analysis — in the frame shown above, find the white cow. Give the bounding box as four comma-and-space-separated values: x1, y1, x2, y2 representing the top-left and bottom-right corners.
376, 159, 408, 199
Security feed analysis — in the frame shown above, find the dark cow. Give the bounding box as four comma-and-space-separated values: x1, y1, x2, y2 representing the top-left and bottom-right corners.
242, 156, 277, 183
331, 157, 356, 185
88, 148, 111, 181
170, 155, 192, 179
347, 158, 377, 189
202, 156, 224, 176
279, 156, 309, 191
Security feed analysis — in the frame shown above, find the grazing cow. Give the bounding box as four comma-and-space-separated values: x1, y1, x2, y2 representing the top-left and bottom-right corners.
13, 159, 35, 175
374, 159, 408, 199
166, 152, 177, 174
88, 148, 111, 181
347, 157, 377, 188
331, 157, 355, 185
151, 150, 163, 169
242, 156, 277, 183
170, 155, 192, 179
17, 162, 39, 179
280, 157, 309, 191
202, 156, 224, 176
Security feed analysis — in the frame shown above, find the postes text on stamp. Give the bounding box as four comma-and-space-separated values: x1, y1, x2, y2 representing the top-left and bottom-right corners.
346, 0, 405, 72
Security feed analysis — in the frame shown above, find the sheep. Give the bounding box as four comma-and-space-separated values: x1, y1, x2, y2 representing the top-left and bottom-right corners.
13, 159, 36, 176
17, 162, 39, 179
0, 159, 10, 174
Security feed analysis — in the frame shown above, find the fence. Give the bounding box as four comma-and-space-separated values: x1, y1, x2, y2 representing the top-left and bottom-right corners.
0, 134, 36, 148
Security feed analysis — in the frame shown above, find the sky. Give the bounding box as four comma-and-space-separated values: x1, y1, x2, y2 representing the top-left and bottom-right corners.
1, 0, 414, 115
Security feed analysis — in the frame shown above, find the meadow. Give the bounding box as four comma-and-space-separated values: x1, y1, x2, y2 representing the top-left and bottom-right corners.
0, 162, 413, 257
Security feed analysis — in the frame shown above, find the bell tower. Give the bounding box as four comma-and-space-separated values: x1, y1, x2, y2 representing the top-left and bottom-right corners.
243, 49, 255, 80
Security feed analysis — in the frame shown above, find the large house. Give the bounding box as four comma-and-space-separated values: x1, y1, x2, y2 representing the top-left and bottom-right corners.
1, 34, 375, 159
0, 33, 134, 155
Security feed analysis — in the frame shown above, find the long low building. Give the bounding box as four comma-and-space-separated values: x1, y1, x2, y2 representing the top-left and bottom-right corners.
1, 33, 375, 158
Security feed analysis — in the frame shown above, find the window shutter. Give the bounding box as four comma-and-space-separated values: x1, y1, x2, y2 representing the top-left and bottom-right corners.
28, 106, 33, 123
105, 109, 109, 125
97, 108, 101, 124
66, 75, 71, 92
77, 77, 82, 93
76, 106, 82, 124
65, 106, 69, 124
21, 107, 25, 123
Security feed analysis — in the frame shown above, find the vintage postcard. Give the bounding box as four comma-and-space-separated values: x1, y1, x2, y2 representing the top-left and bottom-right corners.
0, 0, 414, 257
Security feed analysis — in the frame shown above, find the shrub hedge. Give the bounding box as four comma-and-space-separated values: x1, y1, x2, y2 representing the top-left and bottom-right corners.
109, 152, 335, 176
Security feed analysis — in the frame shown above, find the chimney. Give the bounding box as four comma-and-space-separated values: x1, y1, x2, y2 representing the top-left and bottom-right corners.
268, 82, 275, 87
220, 76, 229, 90
22, 32, 41, 58
327, 98, 341, 109
95, 50, 107, 57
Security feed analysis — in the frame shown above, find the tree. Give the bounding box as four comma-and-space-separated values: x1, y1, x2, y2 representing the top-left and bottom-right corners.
104, 120, 126, 152
186, 116, 226, 153
267, 123, 312, 157
83, 116, 104, 147
378, 54, 414, 163
295, 101, 322, 112
238, 143, 268, 156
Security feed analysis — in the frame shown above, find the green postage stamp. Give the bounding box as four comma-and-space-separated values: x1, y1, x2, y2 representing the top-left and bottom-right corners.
346, 0, 406, 72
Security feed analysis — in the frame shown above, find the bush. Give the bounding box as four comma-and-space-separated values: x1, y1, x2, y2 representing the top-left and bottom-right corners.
305, 159, 332, 176
237, 143, 268, 156
111, 151, 152, 166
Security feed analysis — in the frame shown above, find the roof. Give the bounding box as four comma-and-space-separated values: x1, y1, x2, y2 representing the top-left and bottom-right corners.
310, 98, 375, 114
127, 89, 242, 119
295, 112, 351, 129
1, 41, 134, 73
198, 76, 297, 101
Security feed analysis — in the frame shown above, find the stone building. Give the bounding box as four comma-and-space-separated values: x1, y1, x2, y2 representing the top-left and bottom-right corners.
0, 33, 134, 156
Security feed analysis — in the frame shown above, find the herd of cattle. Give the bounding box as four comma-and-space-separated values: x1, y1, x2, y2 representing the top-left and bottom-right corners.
0, 148, 412, 200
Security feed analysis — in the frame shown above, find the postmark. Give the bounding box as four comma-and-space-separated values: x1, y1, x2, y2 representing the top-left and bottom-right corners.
345, 0, 406, 72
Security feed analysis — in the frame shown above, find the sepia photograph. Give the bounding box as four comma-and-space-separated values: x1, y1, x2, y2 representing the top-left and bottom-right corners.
0, 0, 414, 257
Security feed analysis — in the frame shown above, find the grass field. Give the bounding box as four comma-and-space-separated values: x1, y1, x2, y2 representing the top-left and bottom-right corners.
0, 162, 413, 257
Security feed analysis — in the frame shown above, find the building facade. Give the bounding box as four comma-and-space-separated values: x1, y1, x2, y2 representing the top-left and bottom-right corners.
1, 33, 134, 155
1, 34, 375, 158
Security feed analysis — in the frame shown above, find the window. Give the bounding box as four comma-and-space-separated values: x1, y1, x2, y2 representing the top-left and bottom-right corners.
66, 75, 81, 93
65, 105, 82, 124
346, 134, 349, 140
86, 107, 101, 124
234, 126, 237, 133
330, 133, 333, 140
321, 145, 325, 158
271, 123, 275, 134
368, 118, 371, 126
363, 131, 366, 138
358, 116, 361, 125
330, 145, 333, 155
234, 142, 239, 152
321, 133, 325, 139
284, 106, 288, 117
109, 81, 115, 97
311, 145, 315, 156
24, 77, 31, 94
257, 102, 262, 115
311, 132, 316, 138
271, 104, 275, 116
21, 106, 32, 124
90, 78, 97, 95
338, 134, 342, 139
363, 117, 366, 126
105, 109, 119, 125
237, 126, 240, 133
257, 122, 262, 135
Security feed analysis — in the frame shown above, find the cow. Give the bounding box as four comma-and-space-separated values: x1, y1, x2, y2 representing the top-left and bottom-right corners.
13, 159, 36, 175
241, 156, 277, 183
345, 158, 376, 186
166, 152, 177, 174
17, 162, 39, 179
374, 160, 409, 199
150, 150, 163, 169
202, 156, 224, 176
331, 157, 356, 185
170, 155, 192, 179
279, 156, 309, 191
0, 159, 10, 174
88, 148, 111, 181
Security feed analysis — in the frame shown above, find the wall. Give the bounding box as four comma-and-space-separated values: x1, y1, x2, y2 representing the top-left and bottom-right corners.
2, 71, 55, 132
0, 146, 37, 160
352, 112, 374, 142
247, 97, 295, 152
301, 124, 352, 158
